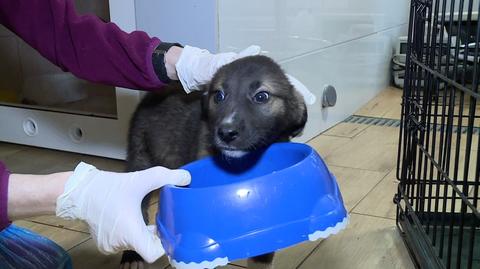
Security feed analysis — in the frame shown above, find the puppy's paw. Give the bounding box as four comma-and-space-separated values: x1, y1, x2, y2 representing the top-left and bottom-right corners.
247, 252, 275, 269
120, 250, 145, 269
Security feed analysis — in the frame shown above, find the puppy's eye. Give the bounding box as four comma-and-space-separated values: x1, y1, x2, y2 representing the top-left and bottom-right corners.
213, 90, 226, 103
253, 91, 270, 104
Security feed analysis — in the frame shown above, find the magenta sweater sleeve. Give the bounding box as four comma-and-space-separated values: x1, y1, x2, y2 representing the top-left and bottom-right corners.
0, 161, 10, 231
0, 0, 165, 90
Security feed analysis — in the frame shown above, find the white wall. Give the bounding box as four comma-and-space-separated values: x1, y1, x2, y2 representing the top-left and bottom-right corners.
134, 0, 409, 142
216, 0, 409, 141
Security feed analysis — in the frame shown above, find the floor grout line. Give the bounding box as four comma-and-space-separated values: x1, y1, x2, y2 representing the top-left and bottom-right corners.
328, 164, 392, 174
321, 133, 356, 139
316, 122, 399, 164
66, 236, 92, 252
295, 211, 397, 269
325, 162, 393, 174
28, 220, 90, 235
295, 239, 327, 269
349, 212, 396, 221
228, 264, 247, 268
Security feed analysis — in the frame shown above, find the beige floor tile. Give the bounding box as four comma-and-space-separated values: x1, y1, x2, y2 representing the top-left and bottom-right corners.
230, 239, 322, 269
324, 126, 399, 172
148, 202, 159, 224
383, 105, 403, 120
13, 220, 90, 251
69, 239, 172, 269
76, 154, 125, 172
298, 213, 414, 269
2, 146, 80, 174
0, 142, 30, 158
272, 240, 323, 269
307, 135, 351, 159
28, 215, 89, 233
352, 170, 398, 219
330, 165, 389, 211
355, 87, 403, 119
1, 143, 124, 174
323, 122, 369, 138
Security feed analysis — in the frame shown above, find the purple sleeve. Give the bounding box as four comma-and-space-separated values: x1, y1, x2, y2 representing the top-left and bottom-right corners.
0, 161, 10, 231
0, 0, 165, 90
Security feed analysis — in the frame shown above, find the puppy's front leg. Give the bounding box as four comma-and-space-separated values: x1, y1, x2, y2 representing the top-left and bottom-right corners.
247, 252, 275, 269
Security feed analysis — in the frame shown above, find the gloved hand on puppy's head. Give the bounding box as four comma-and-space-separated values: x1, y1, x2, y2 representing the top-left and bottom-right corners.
176, 45, 316, 105
176, 45, 261, 92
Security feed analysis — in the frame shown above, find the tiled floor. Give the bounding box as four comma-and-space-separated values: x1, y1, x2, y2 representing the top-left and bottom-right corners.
0, 86, 415, 268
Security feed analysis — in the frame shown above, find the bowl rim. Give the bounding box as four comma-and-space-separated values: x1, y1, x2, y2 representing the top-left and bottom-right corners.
164, 142, 315, 191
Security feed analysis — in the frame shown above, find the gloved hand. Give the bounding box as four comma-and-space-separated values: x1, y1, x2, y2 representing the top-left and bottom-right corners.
175, 45, 261, 92
56, 162, 191, 263
286, 74, 317, 105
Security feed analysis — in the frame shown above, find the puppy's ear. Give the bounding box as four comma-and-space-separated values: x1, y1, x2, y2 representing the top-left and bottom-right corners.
283, 85, 308, 139
289, 103, 308, 138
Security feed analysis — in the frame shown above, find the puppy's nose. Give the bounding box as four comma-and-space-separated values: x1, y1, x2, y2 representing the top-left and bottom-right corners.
217, 127, 239, 143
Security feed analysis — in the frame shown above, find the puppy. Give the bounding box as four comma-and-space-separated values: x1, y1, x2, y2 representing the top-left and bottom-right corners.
121, 55, 307, 269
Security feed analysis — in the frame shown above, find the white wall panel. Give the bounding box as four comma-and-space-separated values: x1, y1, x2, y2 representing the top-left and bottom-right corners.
218, 0, 409, 60
286, 26, 407, 142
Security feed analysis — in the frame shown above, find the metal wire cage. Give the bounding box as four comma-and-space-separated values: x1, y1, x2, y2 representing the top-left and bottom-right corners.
395, 0, 480, 268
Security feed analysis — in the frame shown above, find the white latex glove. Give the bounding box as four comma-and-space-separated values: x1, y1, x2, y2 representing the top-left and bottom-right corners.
175, 45, 261, 92
56, 162, 191, 263
286, 74, 317, 105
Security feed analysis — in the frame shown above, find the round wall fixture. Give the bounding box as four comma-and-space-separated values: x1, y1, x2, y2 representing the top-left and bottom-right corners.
69, 125, 85, 143
23, 118, 38, 136
322, 85, 337, 108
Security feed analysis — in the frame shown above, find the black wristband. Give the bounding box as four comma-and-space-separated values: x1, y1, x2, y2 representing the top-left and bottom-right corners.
152, 42, 183, 83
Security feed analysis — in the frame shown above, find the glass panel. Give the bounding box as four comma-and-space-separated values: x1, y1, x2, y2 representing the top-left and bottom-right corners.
0, 0, 117, 118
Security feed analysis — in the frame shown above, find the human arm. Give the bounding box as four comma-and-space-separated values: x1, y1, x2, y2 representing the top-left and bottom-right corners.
0, 0, 260, 92
7, 171, 71, 220
0, 0, 165, 90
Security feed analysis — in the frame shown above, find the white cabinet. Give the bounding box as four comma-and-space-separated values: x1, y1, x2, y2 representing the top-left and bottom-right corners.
0, 0, 141, 159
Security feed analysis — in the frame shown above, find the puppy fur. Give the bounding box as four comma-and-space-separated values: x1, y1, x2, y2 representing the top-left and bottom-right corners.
122, 55, 307, 269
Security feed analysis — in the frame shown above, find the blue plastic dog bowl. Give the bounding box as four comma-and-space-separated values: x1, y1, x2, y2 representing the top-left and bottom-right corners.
157, 142, 348, 268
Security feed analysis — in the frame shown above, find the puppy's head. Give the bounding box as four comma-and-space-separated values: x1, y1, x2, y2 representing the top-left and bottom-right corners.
205, 55, 307, 158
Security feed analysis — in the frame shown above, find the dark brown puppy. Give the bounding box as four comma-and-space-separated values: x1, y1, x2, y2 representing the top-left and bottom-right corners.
122, 55, 307, 269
